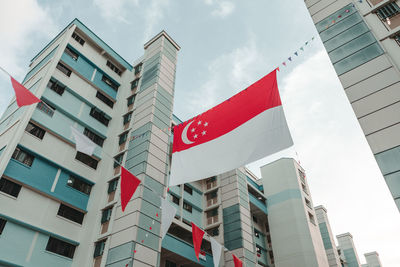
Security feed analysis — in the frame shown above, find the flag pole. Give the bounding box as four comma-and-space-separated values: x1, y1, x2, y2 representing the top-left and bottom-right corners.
0, 65, 13, 78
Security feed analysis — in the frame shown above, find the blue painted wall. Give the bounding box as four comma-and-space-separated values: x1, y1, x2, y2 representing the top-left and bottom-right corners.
61, 45, 119, 100
247, 176, 263, 192
161, 234, 213, 267
4, 146, 91, 210
0, 220, 72, 267
182, 188, 203, 227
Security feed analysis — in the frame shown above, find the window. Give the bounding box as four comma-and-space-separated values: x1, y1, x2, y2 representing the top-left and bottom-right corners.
12, 148, 34, 167
114, 153, 124, 168
395, 33, 400, 46
84, 128, 105, 147
376, 2, 400, 20
25, 122, 45, 139
90, 107, 110, 126
301, 183, 308, 194
96, 91, 114, 108
206, 208, 218, 225
94, 240, 106, 258
298, 169, 306, 183
256, 245, 262, 254
182, 218, 191, 226
46, 237, 76, 258
36, 100, 55, 117
0, 178, 22, 197
67, 175, 92, 195
254, 230, 260, 238
65, 47, 79, 61
206, 226, 219, 237
253, 215, 258, 223
165, 260, 177, 267
56, 62, 72, 77
75, 152, 99, 169
101, 75, 119, 91
119, 132, 128, 145
184, 184, 193, 195
131, 78, 140, 90
134, 64, 142, 75
206, 176, 217, 190
47, 79, 66, 95
171, 195, 180, 205
305, 198, 312, 209
108, 178, 119, 194
72, 32, 85, 45
123, 112, 132, 125
183, 202, 192, 213
206, 190, 218, 206
0, 218, 6, 235
308, 212, 316, 225
106, 60, 122, 76
101, 208, 112, 224
57, 204, 85, 224
127, 95, 135, 106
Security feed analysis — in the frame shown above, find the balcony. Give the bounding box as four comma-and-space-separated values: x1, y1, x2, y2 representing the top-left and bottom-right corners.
206, 215, 219, 225
206, 197, 218, 207
249, 193, 268, 215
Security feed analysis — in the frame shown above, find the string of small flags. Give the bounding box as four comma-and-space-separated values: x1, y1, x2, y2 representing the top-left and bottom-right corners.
278, 36, 315, 71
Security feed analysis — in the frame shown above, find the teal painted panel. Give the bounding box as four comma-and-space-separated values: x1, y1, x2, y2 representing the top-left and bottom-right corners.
324, 22, 369, 53
182, 209, 202, 227
125, 151, 148, 170
223, 204, 240, 216
343, 248, 359, 267
334, 43, 384, 75
318, 222, 333, 249
329, 32, 377, 64
154, 106, 171, 125
23, 46, 58, 83
161, 234, 213, 267
375, 145, 400, 175
319, 13, 362, 42
224, 220, 241, 233
246, 176, 263, 192
254, 231, 267, 249
61, 46, 118, 99
144, 176, 164, 196
141, 65, 159, 91
267, 189, 302, 206
225, 239, 243, 250
141, 187, 162, 208
162, 50, 175, 64
223, 212, 241, 224
126, 162, 146, 176
140, 76, 158, 91
225, 229, 242, 241
106, 242, 134, 265
140, 199, 161, 221
384, 171, 400, 199
0, 221, 72, 267
316, 3, 357, 33
183, 190, 203, 210
168, 185, 181, 197
42, 87, 108, 137
153, 116, 169, 131
157, 85, 173, 104
4, 148, 90, 210
249, 193, 267, 214
136, 228, 160, 251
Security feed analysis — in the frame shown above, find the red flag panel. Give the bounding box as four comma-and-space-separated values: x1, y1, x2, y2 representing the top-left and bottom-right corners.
120, 166, 141, 212
233, 254, 243, 267
191, 222, 205, 261
10, 77, 41, 107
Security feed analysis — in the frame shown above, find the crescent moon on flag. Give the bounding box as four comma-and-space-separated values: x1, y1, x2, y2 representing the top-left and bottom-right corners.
181, 121, 195, 145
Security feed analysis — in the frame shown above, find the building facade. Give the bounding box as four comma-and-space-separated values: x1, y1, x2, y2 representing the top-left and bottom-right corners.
315, 205, 342, 267
362, 251, 383, 267
0, 19, 332, 267
337, 233, 362, 267
304, 0, 400, 212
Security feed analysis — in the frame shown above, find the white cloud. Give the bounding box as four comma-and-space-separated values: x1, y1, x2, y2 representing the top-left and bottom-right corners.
0, 0, 58, 78
185, 35, 266, 116
205, 0, 235, 18
0, 0, 58, 115
93, 0, 139, 24
142, 0, 171, 43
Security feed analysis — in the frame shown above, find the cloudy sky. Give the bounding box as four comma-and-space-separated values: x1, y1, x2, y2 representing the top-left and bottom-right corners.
1, 0, 399, 265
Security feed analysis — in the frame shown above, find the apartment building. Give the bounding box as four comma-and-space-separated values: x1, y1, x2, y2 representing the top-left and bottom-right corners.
304, 0, 400, 211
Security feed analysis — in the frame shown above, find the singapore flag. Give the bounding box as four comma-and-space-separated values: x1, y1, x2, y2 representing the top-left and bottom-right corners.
169, 69, 293, 186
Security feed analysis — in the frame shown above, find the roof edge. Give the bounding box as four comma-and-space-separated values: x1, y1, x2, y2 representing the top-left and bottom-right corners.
144, 30, 181, 51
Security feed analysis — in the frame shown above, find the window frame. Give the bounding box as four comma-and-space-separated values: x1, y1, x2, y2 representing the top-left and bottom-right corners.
83, 128, 105, 147
183, 202, 192, 213
0, 218, 6, 235
108, 178, 119, 194
47, 79, 66, 95
72, 32, 85, 46
75, 152, 99, 169
65, 47, 79, 61
46, 237, 76, 259
67, 175, 92, 195
25, 122, 46, 140
56, 62, 72, 77
184, 184, 193, 195
57, 203, 85, 224
0, 177, 22, 198
96, 91, 114, 108
101, 75, 119, 91
94, 240, 106, 258
89, 107, 110, 126
106, 60, 122, 76
12, 148, 34, 167
171, 195, 180, 205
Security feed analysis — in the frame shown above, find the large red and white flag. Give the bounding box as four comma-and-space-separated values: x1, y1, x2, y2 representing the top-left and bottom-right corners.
169, 69, 292, 186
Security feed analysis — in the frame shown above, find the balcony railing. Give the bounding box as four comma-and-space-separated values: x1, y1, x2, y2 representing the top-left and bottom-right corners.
206, 180, 217, 190
36, 102, 54, 117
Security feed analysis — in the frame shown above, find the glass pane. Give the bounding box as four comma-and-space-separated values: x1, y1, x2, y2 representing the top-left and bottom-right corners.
384, 171, 400, 198
320, 12, 363, 42
324, 22, 369, 52
329, 32, 377, 64
333, 43, 384, 75
375, 146, 400, 175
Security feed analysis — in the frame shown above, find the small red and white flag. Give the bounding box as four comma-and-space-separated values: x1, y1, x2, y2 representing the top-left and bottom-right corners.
169, 69, 292, 186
